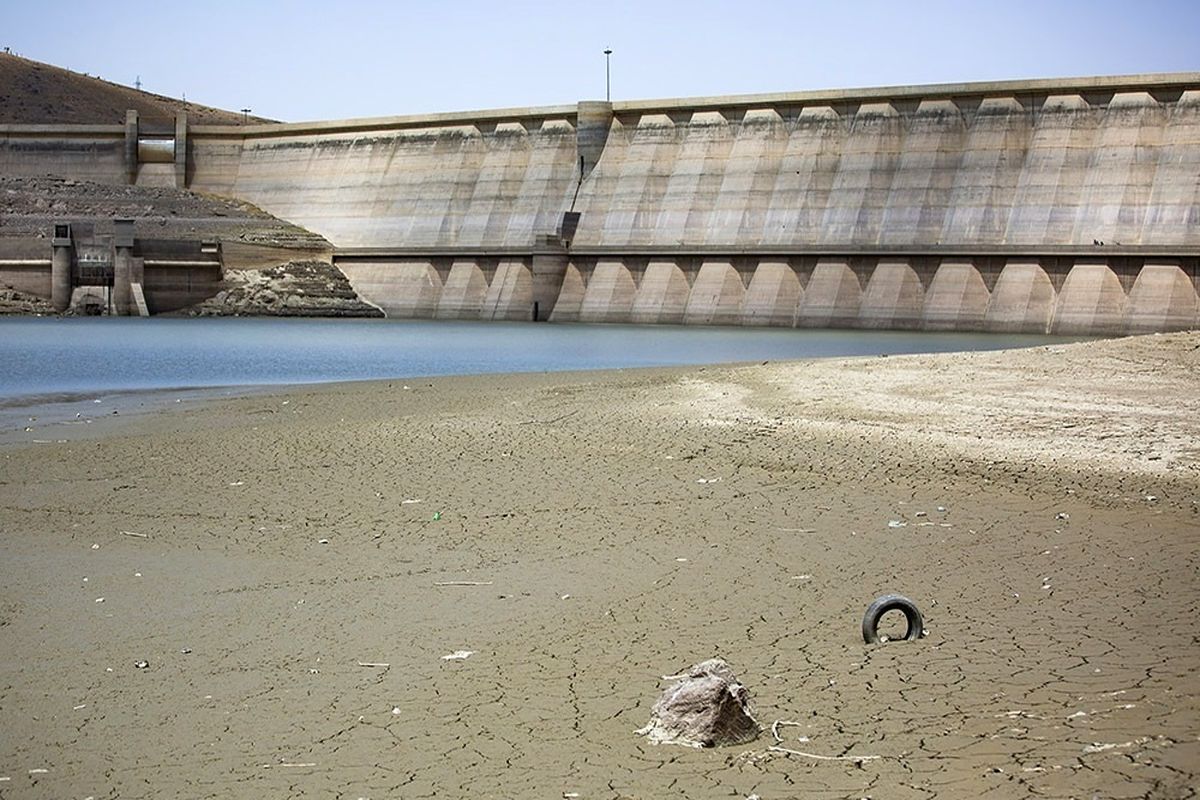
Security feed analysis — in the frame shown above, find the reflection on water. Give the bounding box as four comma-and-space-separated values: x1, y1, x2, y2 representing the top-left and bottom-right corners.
0, 316, 1087, 401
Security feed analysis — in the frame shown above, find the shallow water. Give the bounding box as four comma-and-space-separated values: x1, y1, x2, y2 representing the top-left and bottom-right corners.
0, 317, 1086, 401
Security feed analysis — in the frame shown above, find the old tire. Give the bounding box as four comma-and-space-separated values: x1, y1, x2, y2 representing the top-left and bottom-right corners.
862, 594, 924, 644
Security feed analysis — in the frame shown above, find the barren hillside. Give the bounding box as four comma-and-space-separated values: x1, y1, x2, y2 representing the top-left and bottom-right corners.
0, 52, 275, 125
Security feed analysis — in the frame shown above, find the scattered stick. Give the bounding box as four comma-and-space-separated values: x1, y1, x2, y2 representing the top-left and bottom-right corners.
356, 661, 390, 668
769, 746, 880, 762
434, 581, 493, 587
517, 410, 579, 426
771, 719, 805, 743
776, 527, 816, 533
120, 530, 148, 539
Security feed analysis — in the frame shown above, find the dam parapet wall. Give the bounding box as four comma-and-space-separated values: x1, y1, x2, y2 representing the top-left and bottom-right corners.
3, 74, 1198, 331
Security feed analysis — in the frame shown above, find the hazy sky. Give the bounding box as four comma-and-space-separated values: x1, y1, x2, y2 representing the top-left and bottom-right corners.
4, 0, 1198, 121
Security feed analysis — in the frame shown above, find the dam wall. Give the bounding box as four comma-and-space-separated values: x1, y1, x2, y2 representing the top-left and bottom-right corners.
0, 124, 127, 183
3, 74, 1198, 332
186, 106, 582, 249
567, 89, 1200, 249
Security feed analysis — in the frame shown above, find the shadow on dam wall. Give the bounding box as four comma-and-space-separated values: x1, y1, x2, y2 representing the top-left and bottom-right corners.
2, 73, 1199, 332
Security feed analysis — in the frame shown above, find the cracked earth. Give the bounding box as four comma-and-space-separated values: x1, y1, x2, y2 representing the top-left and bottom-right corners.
0, 332, 1197, 798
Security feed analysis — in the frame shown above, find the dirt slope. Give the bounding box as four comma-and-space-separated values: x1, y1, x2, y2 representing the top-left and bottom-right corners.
0, 52, 275, 125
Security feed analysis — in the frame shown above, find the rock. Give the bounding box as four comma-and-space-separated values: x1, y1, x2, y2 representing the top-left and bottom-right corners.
175, 260, 383, 318
636, 658, 760, 748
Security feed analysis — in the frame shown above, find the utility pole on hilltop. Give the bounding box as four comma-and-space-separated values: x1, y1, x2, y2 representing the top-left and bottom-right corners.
135, 75, 141, 91
604, 48, 613, 102
241, 108, 252, 123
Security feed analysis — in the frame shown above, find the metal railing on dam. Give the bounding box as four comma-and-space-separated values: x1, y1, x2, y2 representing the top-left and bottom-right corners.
2, 73, 1198, 332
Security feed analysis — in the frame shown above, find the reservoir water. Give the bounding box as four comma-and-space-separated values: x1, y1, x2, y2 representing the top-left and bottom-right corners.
0, 317, 1086, 403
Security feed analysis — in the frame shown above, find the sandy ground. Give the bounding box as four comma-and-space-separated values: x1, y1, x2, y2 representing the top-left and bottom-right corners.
0, 332, 1197, 799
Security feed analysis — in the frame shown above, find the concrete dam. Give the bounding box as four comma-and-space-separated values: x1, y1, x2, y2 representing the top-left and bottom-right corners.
3, 73, 1199, 332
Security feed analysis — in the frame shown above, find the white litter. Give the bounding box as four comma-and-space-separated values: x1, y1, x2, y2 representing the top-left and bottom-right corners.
441, 650, 474, 661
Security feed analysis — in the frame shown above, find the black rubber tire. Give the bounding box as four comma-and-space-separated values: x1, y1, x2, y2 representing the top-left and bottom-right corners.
862, 594, 924, 644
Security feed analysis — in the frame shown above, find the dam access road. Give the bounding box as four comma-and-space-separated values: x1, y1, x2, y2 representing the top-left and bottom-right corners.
2, 73, 1198, 331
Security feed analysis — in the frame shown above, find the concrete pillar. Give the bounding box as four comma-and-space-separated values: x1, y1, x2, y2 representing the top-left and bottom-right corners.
113, 219, 135, 315
858, 260, 925, 329
796, 258, 861, 328
436, 260, 489, 319
923, 260, 990, 330
631, 260, 690, 324
174, 112, 188, 188
480, 259, 533, 321
579, 258, 637, 323
1052, 261, 1128, 335
531, 245, 568, 321
576, 101, 613, 181
124, 110, 139, 185
1126, 262, 1200, 333
113, 248, 133, 315
50, 223, 73, 312
548, 262, 586, 322
984, 261, 1055, 333
742, 260, 802, 326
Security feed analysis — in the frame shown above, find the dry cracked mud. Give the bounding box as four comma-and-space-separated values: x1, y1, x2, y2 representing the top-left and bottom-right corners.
0, 333, 1196, 798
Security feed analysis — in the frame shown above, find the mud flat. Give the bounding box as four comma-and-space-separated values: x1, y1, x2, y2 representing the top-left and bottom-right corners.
0, 333, 1197, 798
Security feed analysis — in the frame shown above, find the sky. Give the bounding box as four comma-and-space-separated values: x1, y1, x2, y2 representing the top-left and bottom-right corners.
3, 0, 1198, 122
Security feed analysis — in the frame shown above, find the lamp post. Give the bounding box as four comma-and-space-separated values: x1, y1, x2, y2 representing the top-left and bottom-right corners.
604, 48, 612, 102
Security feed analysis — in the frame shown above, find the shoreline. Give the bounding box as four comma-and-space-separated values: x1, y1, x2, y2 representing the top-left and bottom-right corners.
0, 331, 1197, 798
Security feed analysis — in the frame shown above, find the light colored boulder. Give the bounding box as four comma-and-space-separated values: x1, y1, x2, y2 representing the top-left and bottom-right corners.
636, 658, 760, 748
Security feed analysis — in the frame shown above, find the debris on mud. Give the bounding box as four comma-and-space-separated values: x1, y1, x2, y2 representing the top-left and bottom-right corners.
637, 658, 760, 748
